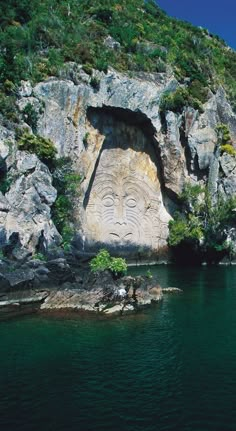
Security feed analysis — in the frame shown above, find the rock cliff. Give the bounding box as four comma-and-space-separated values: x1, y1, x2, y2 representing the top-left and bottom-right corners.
0, 66, 236, 261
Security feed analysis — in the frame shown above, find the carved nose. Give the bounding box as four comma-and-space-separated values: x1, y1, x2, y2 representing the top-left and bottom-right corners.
114, 201, 126, 225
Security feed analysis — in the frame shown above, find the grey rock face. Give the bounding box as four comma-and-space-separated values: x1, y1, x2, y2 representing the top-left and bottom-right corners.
220, 153, 236, 177
18, 80, 33, 98
0, 67, 235, 258
0, 152, 60, 251
159, 111, 187, 195
219, 153, 236, 197
3, 268, 35, 289
0, 125, 14, 160
104, 36, 121, 51
186, 88, 236, 176
31, 69, 179, 255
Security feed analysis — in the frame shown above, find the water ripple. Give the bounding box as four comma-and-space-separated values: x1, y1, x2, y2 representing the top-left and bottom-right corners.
1, 266, 236, 430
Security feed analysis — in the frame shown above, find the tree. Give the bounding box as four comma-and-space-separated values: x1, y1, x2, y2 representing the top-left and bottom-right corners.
168, 184, 236, 263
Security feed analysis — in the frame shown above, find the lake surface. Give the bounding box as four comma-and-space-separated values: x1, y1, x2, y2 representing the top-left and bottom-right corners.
1, 265, 236, 431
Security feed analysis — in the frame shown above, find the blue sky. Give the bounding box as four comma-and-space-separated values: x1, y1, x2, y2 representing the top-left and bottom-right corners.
156, 0, 236, 49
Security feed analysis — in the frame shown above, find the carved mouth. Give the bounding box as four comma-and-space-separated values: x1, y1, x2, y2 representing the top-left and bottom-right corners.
109, 232, 134, 241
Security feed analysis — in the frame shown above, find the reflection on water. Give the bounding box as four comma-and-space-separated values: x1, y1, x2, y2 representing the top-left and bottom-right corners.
1, 266, 236, 431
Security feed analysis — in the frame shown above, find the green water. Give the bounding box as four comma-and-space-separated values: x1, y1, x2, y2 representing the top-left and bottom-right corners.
1, 265, 236, 431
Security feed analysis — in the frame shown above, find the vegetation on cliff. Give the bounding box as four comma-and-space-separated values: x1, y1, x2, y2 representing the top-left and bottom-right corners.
51, 158, 82, 249
17, 130, 57, 163
1, 0, 236, 127
168, 184, 236, 263
216, 123, 236, 156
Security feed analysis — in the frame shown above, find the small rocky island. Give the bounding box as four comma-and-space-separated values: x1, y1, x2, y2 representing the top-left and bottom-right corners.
0, 246, 182, 320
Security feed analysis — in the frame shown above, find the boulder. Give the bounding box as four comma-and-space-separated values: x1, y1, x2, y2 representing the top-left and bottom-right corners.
103, 36, 121, 51
3, 268, 35, 289
46, 258, 76, 284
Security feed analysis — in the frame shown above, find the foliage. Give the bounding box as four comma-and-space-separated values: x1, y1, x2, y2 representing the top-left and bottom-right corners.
90, 76, 100, 90
168, 216, 202, 247
17, 131, 57, 163
109, 257, 128, 277
1, 0, 236, 126
0, 175, 13, 195
90, 249, 111, 272
89, 249, 127, 277
215, 123, 236, 156
216, 123, 232, 145
0, 159, 17, 195
221, 144, 236, 157
51, 158, 81, 248
146, 269, 153, 279
0, 91, 18, 124
32, 252, 46, 261
160, 87, 203, 114
83, 132, 90, 148
168, 183, 236, 262
22, 103, 39, 133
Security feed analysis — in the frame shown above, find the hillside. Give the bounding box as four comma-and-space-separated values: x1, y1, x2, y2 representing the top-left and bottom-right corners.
1, 0, 236, 125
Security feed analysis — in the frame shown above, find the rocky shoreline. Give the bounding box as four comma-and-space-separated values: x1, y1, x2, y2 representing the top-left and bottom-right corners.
0, 256, 182, 320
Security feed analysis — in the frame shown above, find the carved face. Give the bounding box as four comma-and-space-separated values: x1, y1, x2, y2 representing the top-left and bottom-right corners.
87, 173, 152, 244
81, 116, 171, 251
84, 151, 168, 248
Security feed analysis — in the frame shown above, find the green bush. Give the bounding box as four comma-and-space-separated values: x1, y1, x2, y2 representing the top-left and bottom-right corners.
51, 158, 81, 248
18, 131, 57, 163
32, 252, 46, 261
0, 175, 13, 195
90, 249, 112, 273
109, 257, 128, 277
216, 123, 231, 144
0, 91, 18, 124
221, 144, 236, 156
22, 103, 39, 133
146, 269, 153, 279
168, 183, 236, 260
160, 87, 203, 114
215, 123, 236, 156
90, 76, 100, 90
90, 249, 127, 277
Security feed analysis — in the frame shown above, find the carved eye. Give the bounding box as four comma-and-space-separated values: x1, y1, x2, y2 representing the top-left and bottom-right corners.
103, 196, 114, 207
126, 198, 137, 208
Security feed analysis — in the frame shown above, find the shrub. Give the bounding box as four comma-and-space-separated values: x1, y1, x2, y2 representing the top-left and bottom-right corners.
216, 123, 232, 144
89, 249, 127, 277
22, 103, 39, 133
90, 76, 100, 90
32, 252, 46, 261
51, 158, 81, 248
17, 131, 57, 163
0, 175, 13, 195
160, 87, 203, 114
168, 217, 193, 247
168, 183, 236, 261
108, 257, 128, 277
83, 132, 90, 148
146, 269, 153, 279
216, 124, 236, 156
0, 91, 18, 123
82, 63, 93, 75
90, 249, 112, 273
221, 144, 236, 156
